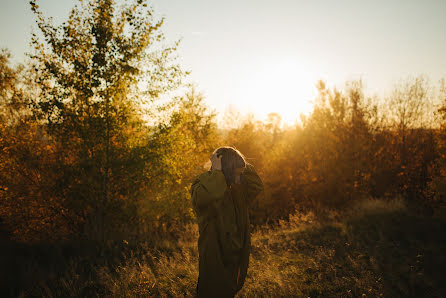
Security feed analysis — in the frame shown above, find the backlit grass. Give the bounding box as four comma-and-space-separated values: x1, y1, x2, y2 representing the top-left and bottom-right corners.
2, 199, 446, 297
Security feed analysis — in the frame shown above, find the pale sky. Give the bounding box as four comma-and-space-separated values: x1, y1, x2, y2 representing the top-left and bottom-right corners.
1, 0, 446, 124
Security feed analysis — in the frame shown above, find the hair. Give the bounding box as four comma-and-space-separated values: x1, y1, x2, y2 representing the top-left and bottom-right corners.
213, 146, 247, 186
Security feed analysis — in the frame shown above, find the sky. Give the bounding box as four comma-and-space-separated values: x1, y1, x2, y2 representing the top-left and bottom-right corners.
1, 0, 446, 125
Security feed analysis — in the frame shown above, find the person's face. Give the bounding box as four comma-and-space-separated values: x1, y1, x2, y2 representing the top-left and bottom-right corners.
203, 152, 219, 170
210, 152, 222, 170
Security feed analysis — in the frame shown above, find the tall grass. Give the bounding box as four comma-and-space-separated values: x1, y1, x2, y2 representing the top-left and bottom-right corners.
2, 198, 446, 297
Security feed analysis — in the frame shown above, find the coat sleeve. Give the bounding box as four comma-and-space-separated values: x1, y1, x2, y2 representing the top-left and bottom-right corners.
190, 169, 227, 214
242, 163, 264, 204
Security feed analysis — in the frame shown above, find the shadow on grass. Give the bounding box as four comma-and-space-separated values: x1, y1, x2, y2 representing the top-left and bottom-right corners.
243, 208, 446, 297
0, 235, 183, 297
1, 204, 446, 297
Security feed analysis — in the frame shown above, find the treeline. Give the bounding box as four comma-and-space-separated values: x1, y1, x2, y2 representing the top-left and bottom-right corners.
1, 0, 446, 242
226, 78, 445, 225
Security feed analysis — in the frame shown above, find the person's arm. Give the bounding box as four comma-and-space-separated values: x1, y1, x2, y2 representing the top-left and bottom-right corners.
242, 163, 264, 204
190, 169, 227, 213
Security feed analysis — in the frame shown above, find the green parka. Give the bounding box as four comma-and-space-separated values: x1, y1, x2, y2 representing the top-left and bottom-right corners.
190, 164, 263, 298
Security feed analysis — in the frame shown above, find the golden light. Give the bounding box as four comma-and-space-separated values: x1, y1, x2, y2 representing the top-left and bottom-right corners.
236, 56, 319, 126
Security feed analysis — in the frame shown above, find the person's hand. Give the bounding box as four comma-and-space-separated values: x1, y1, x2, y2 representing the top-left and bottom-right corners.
210, 153, 222, 171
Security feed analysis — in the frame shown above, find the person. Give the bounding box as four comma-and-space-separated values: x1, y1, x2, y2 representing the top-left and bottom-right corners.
190, 146, 263, 297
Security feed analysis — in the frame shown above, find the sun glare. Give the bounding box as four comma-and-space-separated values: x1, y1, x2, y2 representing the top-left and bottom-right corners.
235, 57, 319, 125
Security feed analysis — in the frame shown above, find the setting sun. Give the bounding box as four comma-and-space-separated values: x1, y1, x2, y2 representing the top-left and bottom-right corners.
235, 56, 318, 124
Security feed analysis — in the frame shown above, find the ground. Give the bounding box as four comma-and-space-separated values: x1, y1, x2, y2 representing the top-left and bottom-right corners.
1, 199, 446, 297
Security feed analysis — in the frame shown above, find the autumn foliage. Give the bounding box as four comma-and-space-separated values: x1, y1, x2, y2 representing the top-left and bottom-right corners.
0, 0, 445, 244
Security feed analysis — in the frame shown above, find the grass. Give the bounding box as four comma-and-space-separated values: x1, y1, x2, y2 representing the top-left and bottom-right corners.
2, 198, 446, 297
241, 199, 446, 297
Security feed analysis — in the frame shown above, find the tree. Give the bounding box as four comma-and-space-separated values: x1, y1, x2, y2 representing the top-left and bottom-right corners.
386, 76, 437, 201
432, 79, 446, 205
26, 0, 185, 240
0, 49, 26, 124
293, 81, 377, 208
138, 89, 220, 236
0, 50, 67, 241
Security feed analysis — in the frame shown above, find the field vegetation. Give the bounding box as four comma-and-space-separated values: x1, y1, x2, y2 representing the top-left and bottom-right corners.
2, 199, 446, 297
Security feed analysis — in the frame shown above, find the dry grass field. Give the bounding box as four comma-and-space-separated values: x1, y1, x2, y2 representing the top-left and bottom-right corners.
2, 198, 446, 297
